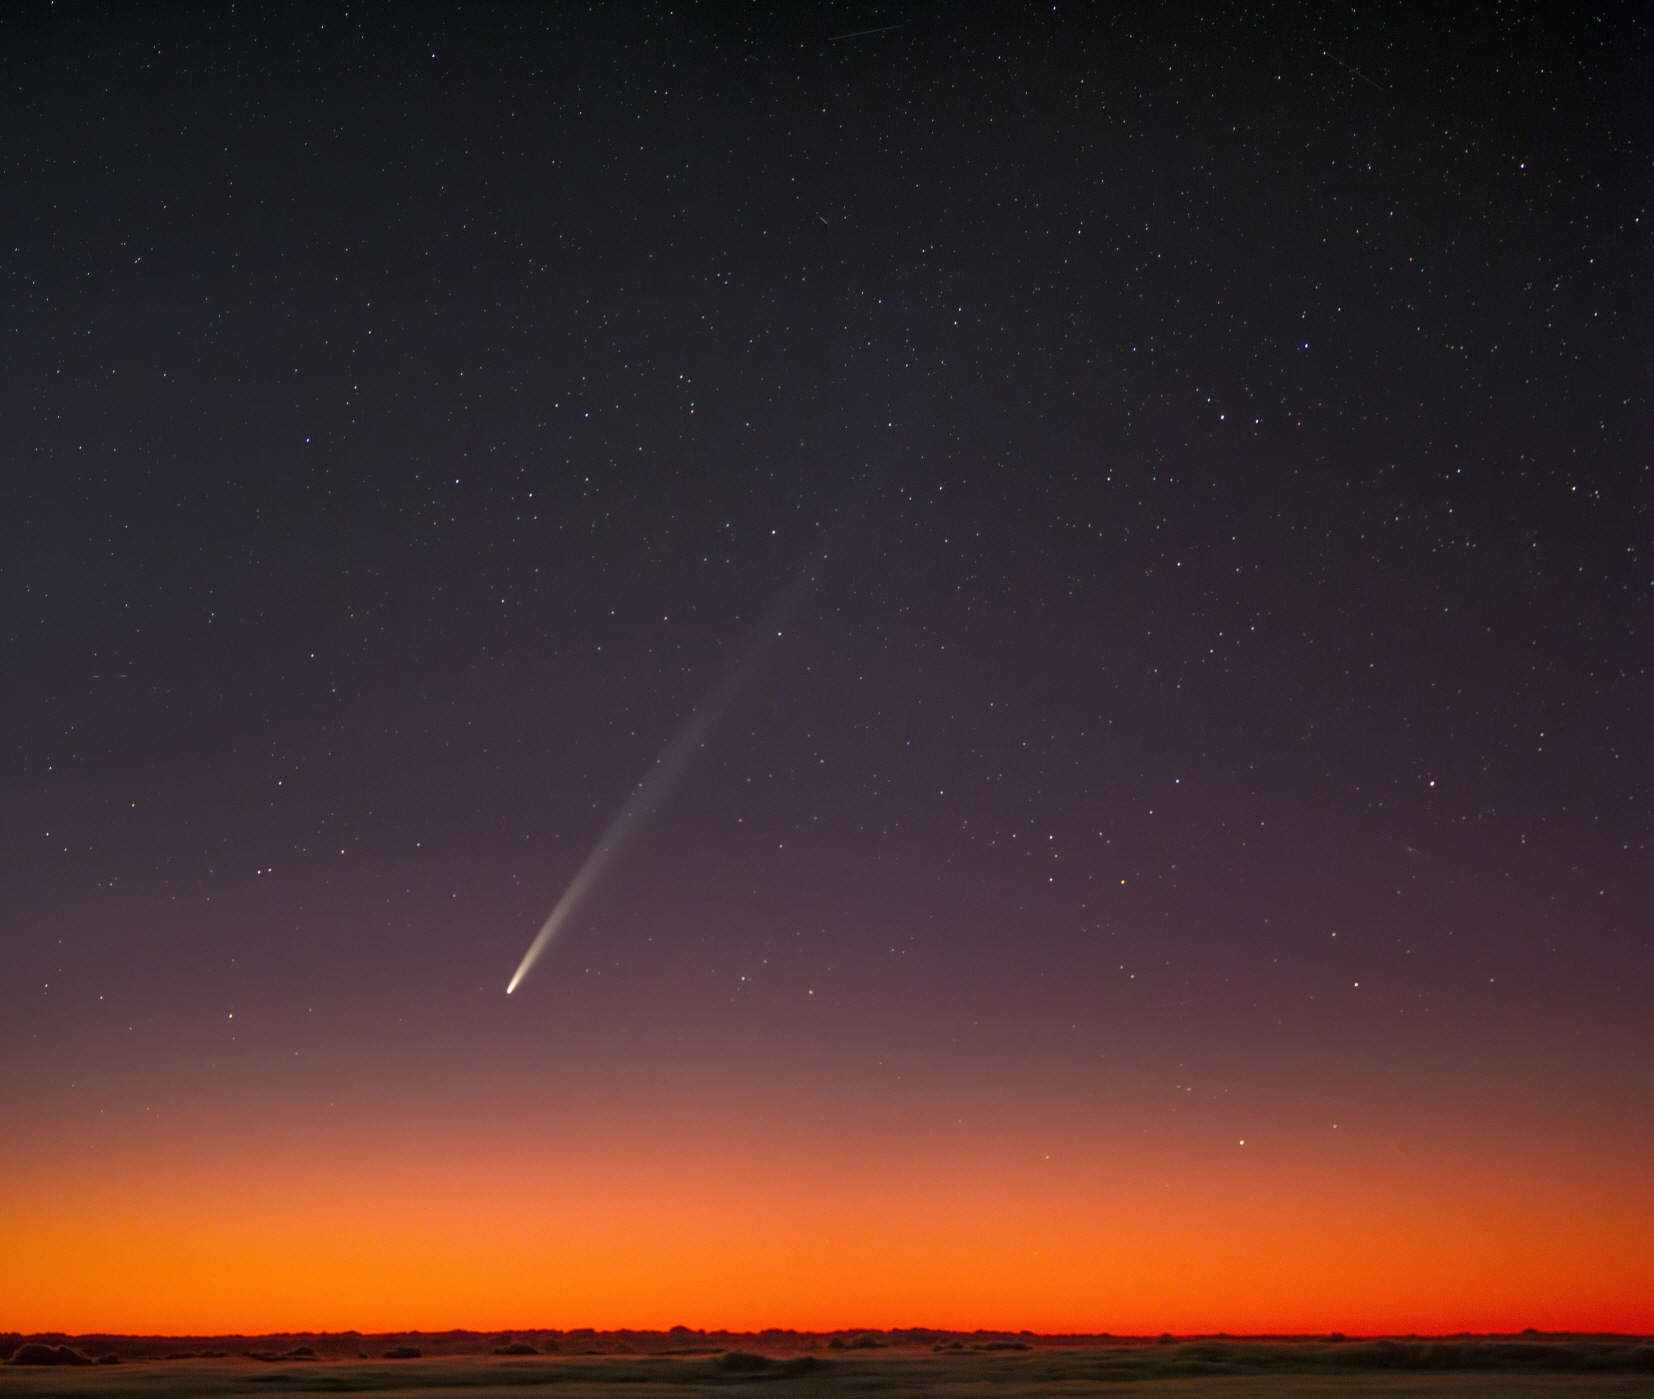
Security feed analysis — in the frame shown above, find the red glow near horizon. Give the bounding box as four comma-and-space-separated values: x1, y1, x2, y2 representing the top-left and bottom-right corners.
6, 1089, 1649, 1337
4, 0, 1653, 1359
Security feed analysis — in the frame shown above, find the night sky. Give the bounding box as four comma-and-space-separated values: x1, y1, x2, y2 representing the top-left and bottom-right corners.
4, 2, 1651, 1336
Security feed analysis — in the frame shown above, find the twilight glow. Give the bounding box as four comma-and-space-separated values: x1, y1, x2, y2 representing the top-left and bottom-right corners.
2, 3, 1648, 1340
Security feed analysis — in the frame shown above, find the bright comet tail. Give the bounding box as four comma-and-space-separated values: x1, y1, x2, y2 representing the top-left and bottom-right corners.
506, 555, 824, 994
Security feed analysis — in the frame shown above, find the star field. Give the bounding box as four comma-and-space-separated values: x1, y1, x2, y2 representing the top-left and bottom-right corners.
2, 1, 1651, 1334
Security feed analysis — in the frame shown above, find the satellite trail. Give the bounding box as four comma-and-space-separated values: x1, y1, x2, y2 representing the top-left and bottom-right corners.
827, 23, 906, 42
1321, 49, 1385, 91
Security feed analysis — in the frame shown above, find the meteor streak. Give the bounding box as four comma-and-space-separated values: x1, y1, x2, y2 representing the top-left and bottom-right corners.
505, 557, 821, 994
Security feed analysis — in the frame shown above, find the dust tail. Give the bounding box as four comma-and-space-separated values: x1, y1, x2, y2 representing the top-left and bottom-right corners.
505, 545, 829, 994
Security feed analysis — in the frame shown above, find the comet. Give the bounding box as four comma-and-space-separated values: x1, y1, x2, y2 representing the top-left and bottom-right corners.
505, 551, 823, 994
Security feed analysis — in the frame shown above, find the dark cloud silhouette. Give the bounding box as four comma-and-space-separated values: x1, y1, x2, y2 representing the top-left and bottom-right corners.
7, 1344, 93, 1366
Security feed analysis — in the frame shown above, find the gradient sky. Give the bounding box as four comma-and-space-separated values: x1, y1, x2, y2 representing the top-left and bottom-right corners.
3, 1, 1651, 1337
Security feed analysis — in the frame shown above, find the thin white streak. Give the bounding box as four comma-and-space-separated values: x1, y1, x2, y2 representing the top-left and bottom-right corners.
506, 560, 821, 994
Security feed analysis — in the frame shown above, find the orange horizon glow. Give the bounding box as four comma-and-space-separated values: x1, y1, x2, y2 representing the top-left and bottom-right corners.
6, 1091, 1650, 1338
